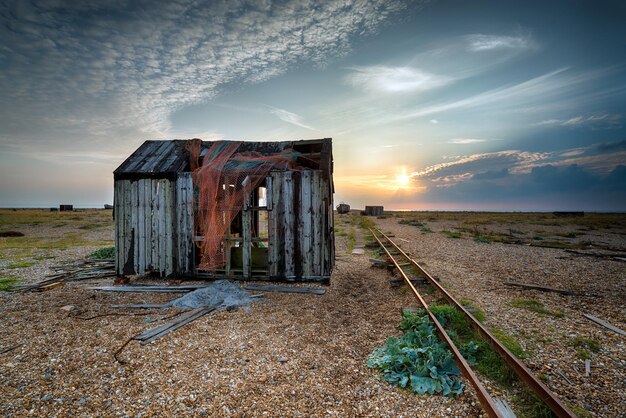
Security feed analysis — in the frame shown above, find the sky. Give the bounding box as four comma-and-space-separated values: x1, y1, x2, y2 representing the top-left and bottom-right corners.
0, 0, 625, 210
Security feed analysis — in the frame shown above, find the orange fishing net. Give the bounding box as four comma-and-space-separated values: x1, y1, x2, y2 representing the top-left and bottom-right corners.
189, 140, 301, 270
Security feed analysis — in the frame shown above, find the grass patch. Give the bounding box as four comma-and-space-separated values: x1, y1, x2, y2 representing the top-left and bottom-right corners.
88, 246, 116, 260
459, 299, 486, 322
509, 229, 525, 235
473, 235, 491, 244
399, 219, 423, 227
6, 261, 35, 269
443, 230, 461, 239
0, 277, 20, 291
511, 299, 565, 318
0, 233, 112, 251
347, 228, 356, 252
569, 337, 600, 360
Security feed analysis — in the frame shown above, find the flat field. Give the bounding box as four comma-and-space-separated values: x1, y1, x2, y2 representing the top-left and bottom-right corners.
0, 209, 624, 417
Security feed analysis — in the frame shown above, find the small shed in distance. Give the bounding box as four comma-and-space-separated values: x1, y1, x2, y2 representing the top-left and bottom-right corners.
336, 203, 350, 214
113, 138, 335, 282
363, 206, 384, 216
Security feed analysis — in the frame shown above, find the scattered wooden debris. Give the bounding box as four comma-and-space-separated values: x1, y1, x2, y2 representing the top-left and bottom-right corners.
556, 368, 573, 385
585, 359, 591, 377
88, 285, 206, 293
351, 248, 365, 255
0, 344, 21, 355
503, 281, 575, 296
111, 304, 170, 309
564, 249, 626, 261
583, 314, 626, 336
114, 306, 217, 363
244, 283, 326, 295
493, 398, 515, 418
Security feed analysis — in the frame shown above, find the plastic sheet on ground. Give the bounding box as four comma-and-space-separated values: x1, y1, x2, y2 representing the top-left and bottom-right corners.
168, 280, 258, 310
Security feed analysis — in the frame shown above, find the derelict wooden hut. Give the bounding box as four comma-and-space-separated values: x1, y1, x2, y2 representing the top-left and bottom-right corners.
113, 138, 335, 282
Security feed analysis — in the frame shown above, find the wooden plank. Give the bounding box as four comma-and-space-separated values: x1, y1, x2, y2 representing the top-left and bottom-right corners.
144, 178, 152, 271
158, 179, 166, 275
583, 314, 626, 336
312, 171, 321, 276
244, 283, 326, 295
130, 179, 138, 273
151, 179, 159, 271
183, 174, 194, 274
504, 282, 575, 296
123, 180, 132, 274
493, 398, 516, 418
302, 170, 312, 276
88, 285, 206, 292
114, 181, 122, 274
283, 171, 295, 278
139, 306, 216, 345
137, 178, 146, 273
164, 179, 172, 276
242, 193, 251, 279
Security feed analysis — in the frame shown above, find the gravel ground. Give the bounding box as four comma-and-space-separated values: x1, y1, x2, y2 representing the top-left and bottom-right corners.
376, 214, 626, 418
1, 212, 624, 417
0, 214, 482, 418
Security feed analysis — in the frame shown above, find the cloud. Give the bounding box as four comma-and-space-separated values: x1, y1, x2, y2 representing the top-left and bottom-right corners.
448, 138, 487, 144
537, 113, 623, 129
429, 119, 439, 124
345, 66, 452, 93
465, 33, 536, 52
0, 0, 413, 150
411, 150, 549, 180
267, 106, 315, 130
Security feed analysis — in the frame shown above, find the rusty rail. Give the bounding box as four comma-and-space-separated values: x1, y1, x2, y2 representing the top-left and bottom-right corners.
370, 228, 576, 418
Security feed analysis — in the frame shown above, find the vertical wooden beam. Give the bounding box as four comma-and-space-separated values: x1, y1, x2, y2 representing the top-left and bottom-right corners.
300, 170, 312, 277
242, 192, 251, 279
283, 171, 295, 278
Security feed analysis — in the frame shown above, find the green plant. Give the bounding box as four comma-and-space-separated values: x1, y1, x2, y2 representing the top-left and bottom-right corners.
367, 311, 465, 396
511, 299, 564, 318
569, 337, 600, 360
0, 277, 19, 291
7, 261, 35, 269
459, 299, 486, 322
88, 246, 116, 260
443, 230, 461, 239
473, 235, 491, 244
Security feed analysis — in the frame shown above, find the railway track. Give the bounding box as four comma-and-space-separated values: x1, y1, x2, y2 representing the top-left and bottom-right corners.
369, 228, 575, 418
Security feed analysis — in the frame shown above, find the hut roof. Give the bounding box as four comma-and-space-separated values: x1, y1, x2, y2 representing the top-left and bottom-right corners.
114, 138, 332, 181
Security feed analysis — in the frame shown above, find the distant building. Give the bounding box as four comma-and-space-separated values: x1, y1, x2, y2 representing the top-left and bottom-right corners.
336, 203, 350, 214
59, 204, 73, 211
364, 206, 384, 216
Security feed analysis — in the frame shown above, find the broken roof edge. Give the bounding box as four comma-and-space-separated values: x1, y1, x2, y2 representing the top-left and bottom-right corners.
114, 138, 332, 179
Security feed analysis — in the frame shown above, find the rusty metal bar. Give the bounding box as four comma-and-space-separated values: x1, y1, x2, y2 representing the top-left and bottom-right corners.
373, 228, 576, 418
370, 229, 503, 418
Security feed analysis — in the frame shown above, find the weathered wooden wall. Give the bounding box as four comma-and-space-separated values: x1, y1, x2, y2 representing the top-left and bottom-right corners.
114, 174, 193, 277
364, 206, 384, 216
267, 169, 333, 281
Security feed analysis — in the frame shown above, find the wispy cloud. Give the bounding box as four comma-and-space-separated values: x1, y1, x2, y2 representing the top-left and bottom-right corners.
429, 119, 439, 124
345, 66, 452, 93
0, 0, 413, 150
267, 106, 315, 130
448, 138, 487, 144
537, 113, 623, 128
465, 33, 536, 52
